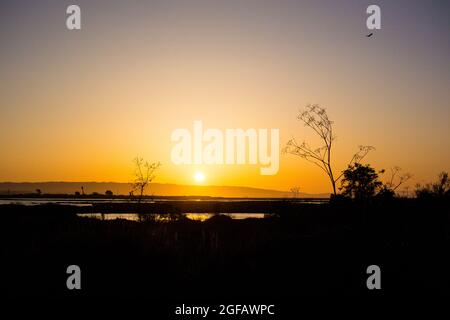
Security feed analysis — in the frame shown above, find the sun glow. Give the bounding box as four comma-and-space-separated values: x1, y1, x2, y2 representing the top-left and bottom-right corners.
194, 171, 205, 183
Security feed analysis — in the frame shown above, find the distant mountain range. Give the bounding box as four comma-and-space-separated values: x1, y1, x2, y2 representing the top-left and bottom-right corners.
0, 182, 330, 198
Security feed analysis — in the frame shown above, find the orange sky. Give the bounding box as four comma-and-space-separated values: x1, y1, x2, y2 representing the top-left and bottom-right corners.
0, 1, 449, 194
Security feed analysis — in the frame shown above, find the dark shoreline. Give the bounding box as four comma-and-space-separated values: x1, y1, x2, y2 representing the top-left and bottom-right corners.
1, 198, 448, 298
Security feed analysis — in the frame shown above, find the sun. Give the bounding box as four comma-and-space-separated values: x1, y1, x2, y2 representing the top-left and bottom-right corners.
194, 171, 205, 183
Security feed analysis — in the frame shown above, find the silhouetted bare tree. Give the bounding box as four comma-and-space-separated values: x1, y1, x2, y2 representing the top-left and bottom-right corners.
383, 166, 412, 192
284, 104, 373, 195
132, 157, 161, 203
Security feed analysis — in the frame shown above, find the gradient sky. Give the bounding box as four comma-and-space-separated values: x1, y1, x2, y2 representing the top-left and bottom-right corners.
0, 0, 449, 193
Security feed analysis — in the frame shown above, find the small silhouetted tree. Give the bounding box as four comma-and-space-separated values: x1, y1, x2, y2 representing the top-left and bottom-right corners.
285, 104, 374, 195
75, 191, 81, 196
415, 171, 450, 198
35, 189, 42, 195
433, 172, 450, 197
105, 190, 113, 197
132, 157, 161, 203
340, 163, 382, 200
290, 186, 301, 198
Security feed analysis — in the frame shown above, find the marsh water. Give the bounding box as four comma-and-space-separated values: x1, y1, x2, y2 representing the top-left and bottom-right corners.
77, 213, 268, 221
0, 197, 326, 206
1, 197, 327, 221
0, 198, 277, 220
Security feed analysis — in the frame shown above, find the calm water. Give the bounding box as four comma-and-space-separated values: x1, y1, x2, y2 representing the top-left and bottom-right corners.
0, 197, 326, 206
1, 197, 322, 221
0, 198, 97, 206
77, 213, 268, 221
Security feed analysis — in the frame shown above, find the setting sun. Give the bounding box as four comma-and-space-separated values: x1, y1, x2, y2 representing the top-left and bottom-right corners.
194, 171, 205, 183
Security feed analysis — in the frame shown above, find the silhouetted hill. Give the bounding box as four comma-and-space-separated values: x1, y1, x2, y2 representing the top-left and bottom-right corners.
0, 182, 329, 198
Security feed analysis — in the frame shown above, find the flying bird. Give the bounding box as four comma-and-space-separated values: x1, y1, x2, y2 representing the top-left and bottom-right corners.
366, 32, 373, 37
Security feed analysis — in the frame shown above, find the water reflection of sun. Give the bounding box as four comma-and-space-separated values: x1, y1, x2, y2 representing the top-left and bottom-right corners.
185, 213, 212, 221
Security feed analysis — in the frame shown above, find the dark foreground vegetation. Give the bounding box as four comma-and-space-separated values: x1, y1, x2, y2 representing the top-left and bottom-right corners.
1, 197, 448, 299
